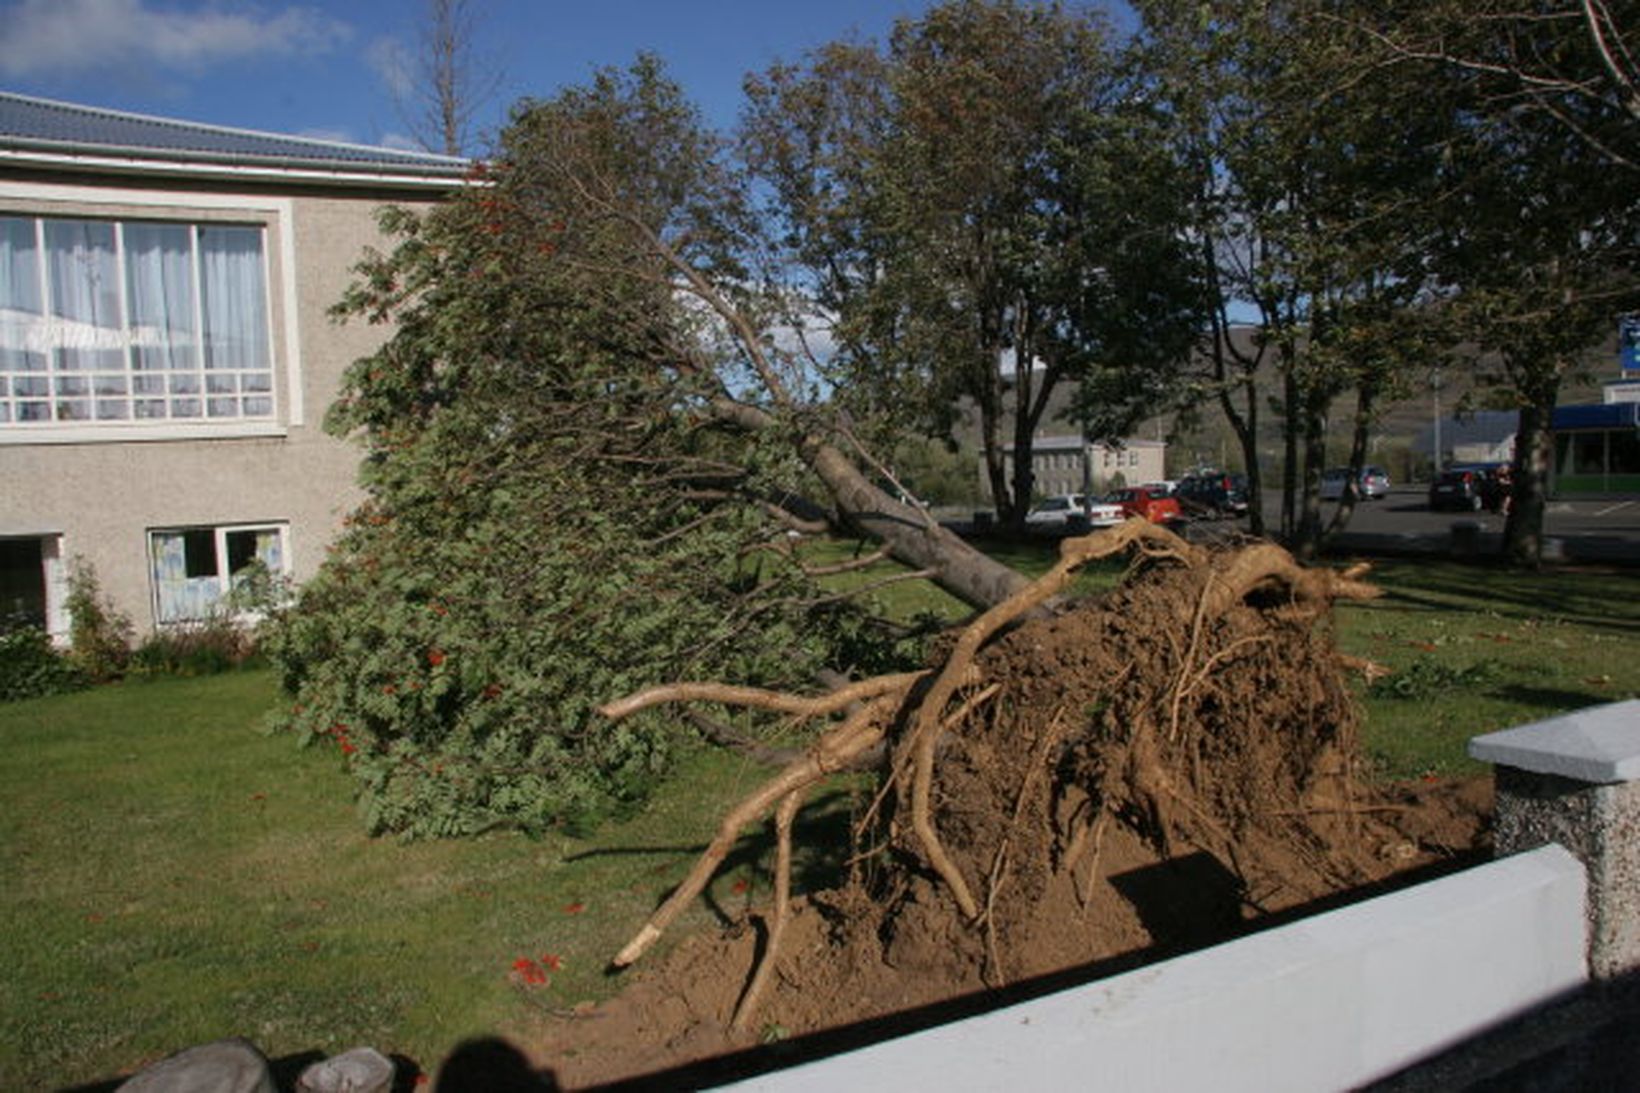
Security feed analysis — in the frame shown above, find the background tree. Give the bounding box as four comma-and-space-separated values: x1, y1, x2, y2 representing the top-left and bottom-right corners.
1356, 0, 1639, 170
1336, 0, 1639, 564
743, 0, 1199, 533
390, 0, 503, 156
1135, 0, 1452, 557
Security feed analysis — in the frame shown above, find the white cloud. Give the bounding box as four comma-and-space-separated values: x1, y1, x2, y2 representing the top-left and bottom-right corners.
295, 126, 354, 144
366, 35, 414, 100
376, 131, 424, 153
0, 0, 352, 80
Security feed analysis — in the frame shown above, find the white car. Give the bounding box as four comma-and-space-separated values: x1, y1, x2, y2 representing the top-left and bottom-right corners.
1025, 494, 1124, 529
1320, 467, 1390, 502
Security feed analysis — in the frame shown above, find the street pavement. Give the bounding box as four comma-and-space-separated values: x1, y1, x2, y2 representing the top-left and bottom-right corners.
1240, 487, 1640, 565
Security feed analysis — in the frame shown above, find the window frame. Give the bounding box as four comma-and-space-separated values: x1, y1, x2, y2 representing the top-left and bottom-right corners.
0, 181, 299, 445
2, 214, 277, 430
148, 522, 290, 625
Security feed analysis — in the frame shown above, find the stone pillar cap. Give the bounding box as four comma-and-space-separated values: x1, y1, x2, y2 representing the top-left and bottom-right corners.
1470, 699, 1640, 784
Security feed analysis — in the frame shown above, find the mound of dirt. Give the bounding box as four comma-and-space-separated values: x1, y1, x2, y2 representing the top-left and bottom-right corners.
530, 528, 1492, 1089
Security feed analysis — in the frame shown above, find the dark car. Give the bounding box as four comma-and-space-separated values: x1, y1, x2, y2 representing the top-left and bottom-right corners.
1428, 467, 1489, 511
1175, 472, 1249, 517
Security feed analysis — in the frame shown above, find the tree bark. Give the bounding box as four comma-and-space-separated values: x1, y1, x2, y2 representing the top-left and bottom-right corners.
1504, 397, 1556, 567
713, 397, 1031, 609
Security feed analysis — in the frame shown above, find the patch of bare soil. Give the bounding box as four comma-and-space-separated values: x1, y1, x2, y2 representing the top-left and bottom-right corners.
526, 527, 1492, 1090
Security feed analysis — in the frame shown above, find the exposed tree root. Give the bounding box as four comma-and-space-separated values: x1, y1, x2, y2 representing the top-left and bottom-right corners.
599, 519, 1383, 1030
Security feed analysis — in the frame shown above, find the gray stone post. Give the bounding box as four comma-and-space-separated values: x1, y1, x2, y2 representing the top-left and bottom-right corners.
1470, 699, 1640, 980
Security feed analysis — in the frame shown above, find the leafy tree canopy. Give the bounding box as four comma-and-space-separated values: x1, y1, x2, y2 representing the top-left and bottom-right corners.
268, 60, 924, 837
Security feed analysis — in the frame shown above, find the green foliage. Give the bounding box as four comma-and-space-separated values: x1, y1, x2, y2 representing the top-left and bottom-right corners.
889, 436, 981, 507
130, 621, 261, 678
0, 621, 86, 702
741, 1, 1202, 528
1367, 657, 1509, 701
65, 558, 131, 683
272, 61, 916, 839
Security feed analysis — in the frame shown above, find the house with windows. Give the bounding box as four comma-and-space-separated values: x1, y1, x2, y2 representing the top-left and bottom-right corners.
0, 92, 467, 639
1003, 434, 1167, 500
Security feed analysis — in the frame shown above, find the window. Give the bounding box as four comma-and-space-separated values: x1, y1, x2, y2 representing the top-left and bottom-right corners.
0, 534, 67, 638
149, 524, 286, 623
1571, 433, 1605, 476
0, 215, 273, 428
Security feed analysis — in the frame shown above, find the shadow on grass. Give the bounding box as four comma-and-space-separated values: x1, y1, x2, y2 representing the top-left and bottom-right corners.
563, 789, 858, 932
1487, 683, 1625, 714
1363, 561, 1640, 634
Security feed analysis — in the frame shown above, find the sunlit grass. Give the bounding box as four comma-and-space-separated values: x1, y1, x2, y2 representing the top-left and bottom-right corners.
1, 673, 852, 1087
1333, 559, 1640, 778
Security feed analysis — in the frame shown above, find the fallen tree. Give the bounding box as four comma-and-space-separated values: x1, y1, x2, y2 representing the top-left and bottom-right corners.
599, 519, 1406, 1032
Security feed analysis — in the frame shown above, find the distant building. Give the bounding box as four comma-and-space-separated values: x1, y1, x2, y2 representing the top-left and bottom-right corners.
1416, 410, 1518, 468
1003, 434, 1167, 500
1550, 377, 1640, 495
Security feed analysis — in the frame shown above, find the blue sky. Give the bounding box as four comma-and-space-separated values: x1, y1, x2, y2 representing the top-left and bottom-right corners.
0, 0, 981, 151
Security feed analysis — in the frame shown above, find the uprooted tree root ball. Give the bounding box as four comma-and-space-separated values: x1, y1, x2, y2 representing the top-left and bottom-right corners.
569, 522, 1489, 1080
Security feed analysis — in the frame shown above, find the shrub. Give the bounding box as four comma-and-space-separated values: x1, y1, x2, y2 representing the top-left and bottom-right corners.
0, 620, 87, 702
65, 558, 131, 683
128, 562, 284, 678
130, 619, 260, 677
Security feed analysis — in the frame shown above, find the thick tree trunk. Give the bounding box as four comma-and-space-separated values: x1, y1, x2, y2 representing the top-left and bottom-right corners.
714, 397, 1031, 609
1324, 379, 1379, 542
1504, 399, 1555, 567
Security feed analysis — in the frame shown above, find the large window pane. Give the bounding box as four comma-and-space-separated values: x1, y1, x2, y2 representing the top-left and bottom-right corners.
199, 225, 268, 372
0, 217, 45, 375
44, 220, 123, 374
123, 223, 195, 373
3, 215, 274, 427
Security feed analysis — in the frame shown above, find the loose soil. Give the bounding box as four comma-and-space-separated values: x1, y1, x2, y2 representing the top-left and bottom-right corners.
520, 532, 1493, 1090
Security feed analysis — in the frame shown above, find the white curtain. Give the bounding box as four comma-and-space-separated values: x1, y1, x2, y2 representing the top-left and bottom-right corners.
123, 223, 195, 373
150, 532, 221, 623
44, 220, 123, 377
199, 226, 269, 372
0, 218, 44, 422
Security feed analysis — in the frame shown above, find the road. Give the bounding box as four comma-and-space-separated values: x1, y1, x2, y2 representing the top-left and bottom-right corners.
1238, 487, 1640, 562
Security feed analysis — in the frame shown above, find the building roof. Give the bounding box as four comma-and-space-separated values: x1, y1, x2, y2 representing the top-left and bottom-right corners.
1415, 410, 1518, 453
0, 91, 469, 188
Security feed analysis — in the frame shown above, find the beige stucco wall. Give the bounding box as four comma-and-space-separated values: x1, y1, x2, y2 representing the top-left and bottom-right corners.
1001, 439, 1169, 501
0, 177, 450, 634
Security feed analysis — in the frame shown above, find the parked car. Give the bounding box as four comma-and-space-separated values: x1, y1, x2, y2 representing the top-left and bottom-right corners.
1104, 486, 1184, 525
1174, 472, 1249, 517
1025, 493, 1124, 530
1428, 467, 1488, 511
1138, 480, 1178, 497
1320, 466, 1390, 502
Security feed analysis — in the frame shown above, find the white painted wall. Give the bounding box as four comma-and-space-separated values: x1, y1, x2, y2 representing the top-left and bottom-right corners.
726, 844, 1587, 1093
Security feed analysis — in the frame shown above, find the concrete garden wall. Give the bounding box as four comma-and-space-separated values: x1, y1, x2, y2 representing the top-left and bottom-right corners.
724, 844, 1586, 1091
726, 698, 1640, 1091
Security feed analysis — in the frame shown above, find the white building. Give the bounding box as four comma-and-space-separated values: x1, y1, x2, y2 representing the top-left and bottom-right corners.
0, 92, 467, 638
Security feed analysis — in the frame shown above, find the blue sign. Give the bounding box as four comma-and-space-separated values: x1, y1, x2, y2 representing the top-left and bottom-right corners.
1623, 316, 1640, 376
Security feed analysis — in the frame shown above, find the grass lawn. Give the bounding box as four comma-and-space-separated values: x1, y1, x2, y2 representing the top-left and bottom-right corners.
0, 672, 851, 1088
1332, 558, 1640, 778
4, 542, 1637, 1087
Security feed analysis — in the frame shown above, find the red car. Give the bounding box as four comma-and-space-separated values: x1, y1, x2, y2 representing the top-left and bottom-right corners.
1104, 487, 1184, 524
